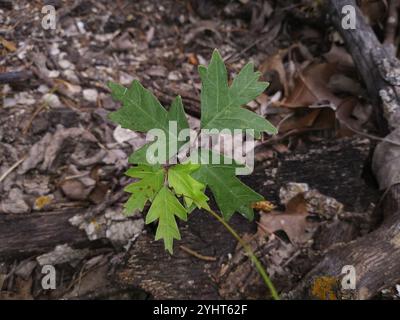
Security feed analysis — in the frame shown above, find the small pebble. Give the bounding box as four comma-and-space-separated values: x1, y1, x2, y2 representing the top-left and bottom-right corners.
63, 69, 80, 83
42, 93, 62, 108
58, 59, 73, 69
48, 70, 60, 78
83, 88, 98, 102
167, 71, 182, 81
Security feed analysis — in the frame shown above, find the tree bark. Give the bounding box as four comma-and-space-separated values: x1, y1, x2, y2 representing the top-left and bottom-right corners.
288, 0, 400, 299
0, 209, 94, 261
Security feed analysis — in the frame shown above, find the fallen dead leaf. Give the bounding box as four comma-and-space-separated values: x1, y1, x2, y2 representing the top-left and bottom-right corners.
360, 0, 387, 25
279, 108, 320, 133
323, 45, 354, 69
258, 193, 312, 244
281, 63, 342, 108
260, 50, 288, 95
336, 97, 362, 136
0, 37, 17, 52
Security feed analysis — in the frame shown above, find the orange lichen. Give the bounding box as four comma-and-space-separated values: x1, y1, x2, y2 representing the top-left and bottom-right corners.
34, 195, 52, 210
252, 200, 276, 212
311, 276, 338, 300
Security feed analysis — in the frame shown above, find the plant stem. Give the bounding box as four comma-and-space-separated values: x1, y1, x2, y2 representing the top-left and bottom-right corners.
204, 207, 280, 300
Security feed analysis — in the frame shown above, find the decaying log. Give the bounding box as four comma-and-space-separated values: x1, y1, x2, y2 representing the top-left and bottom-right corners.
288, 0, 400, 299
0, 209, 93, 261
0, 138, 375, 299
0, 71, 32, 84
323, 0, 400, 133
115, 138, 376, 299
217, 138, 375, 299
116, 210, 256, 299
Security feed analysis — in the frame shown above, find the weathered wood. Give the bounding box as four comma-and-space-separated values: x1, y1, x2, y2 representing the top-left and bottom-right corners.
289, 204, 400, 299
324, 0, 400, 133
116, 210, 255, 299
0, 209, 90, 261
287, 0, 400, 299
116, 138, 376, 299
0, 138, 376, 299
0, 71, 32, 84
217, 138, 376, 299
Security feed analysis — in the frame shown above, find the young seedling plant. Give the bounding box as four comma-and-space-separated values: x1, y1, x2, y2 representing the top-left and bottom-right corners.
108, 49, 279, 300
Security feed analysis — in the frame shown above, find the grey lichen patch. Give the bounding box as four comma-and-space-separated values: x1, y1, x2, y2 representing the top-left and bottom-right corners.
69, 207, 144, 247
379, 58, 400, 86
279, 182, 343, 219
304, 189, 344, 219
379, 88, 400, 131
36, 244, 89, 266
390, 233, 400, 249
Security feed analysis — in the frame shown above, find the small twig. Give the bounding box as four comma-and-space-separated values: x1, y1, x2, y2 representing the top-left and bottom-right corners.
22, 85, 59, 135
0, 71, 32, 84
30, 65, 77, 102
225, 18, 282, 63
0, 157, 26, 183
22, 103, 47, 135
62, 172, 90, 181
224, 37, 266, 63
258, 128, 312, 147
179, 245, 217, 262
341, 122, 400, 147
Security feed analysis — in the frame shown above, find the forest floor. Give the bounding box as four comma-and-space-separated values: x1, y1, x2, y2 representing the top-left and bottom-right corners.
0, 0, 399, 299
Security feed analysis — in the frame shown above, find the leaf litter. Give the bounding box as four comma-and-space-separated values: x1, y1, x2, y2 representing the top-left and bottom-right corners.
0, 0, 383, 299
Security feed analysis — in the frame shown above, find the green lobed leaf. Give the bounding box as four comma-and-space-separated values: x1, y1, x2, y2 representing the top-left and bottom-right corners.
123, 165, 164, 215
168, 163, 210, 210
192, 164, 262, 221
145, 186, 188, 254
108, 49, 278, 253
108, 80, 168, 133
199, 49, 277, 138
128, 96, 189, 164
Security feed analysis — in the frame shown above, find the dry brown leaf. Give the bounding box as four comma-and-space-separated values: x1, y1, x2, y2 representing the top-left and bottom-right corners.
0, 37, 17, 52
360, 0, 387, 25
279, 108, 320, 132
258, 194, 312, 244
336, 97, 361, 136
281, 63, 342, 108
323, 45, 354, 69
310, 108, 337, 131
328, 74, 362, 96
260, 50, 288, 95
272, 143, 290, 154
285, 193, 308, 215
